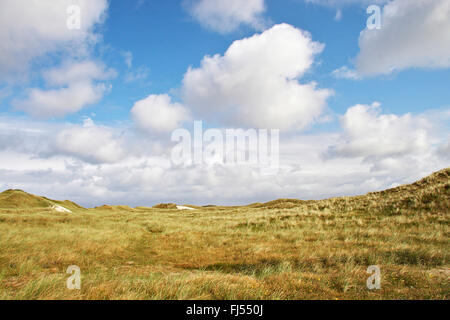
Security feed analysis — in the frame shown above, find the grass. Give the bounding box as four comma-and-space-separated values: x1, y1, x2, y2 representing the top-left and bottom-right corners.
0, 168, 448, 300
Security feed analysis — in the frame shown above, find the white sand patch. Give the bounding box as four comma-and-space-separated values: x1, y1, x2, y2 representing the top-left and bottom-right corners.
176, 206, 196, 211
51, 204, 72, 213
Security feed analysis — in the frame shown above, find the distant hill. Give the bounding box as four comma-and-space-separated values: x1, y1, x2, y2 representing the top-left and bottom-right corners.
153, 203, 178, 209
256, 167, 450, 214
0, 189, 84, 211
360, 167, 450, 214
93, 205, 134, 211
251, 199, 304, 209
0, 189, 51, 209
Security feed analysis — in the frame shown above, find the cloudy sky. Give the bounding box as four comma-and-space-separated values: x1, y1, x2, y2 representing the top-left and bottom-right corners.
0, 0, 449, 207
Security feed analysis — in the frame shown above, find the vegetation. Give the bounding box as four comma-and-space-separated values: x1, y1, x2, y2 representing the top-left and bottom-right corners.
0, 168, 448, 300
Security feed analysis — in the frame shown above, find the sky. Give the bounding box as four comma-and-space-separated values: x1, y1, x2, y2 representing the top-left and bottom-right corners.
0, 0, 449, 207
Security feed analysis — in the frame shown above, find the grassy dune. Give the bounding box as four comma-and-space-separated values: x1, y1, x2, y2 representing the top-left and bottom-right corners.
0, 169, 449, 300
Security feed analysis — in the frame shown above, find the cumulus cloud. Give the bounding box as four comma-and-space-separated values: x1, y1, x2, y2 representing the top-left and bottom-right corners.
53, 118, 125, 164
0, 116, 150, 166
0, 0, 108, 82
131, 94, 191, 133
42, 60, 116, 86
183, 23, 332, 130
13, 61, 115, 118
0, 1, 114, 118
326, 102, 431, 160
337, 0, 450, 77
13, 84, 105, 118
184, 0, 267, 33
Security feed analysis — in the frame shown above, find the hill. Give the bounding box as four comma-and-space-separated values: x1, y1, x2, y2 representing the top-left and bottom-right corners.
0, 189, 84, 211
255, 168, 450, 214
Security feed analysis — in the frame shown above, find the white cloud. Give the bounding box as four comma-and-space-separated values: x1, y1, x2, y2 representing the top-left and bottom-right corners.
0, 1, 114, 118
43, 60, 116, 86
353, 0, 450, 76
14, 84, 105, 118
0, 0, 108, 82
184, 0, 267, 33
437, 139, 450, 160
13, 60, 115, 118
131, 94, 191, 133
182, 23, 332, 130
331, 66, 360, 80
53, 118, 125, 164
326, 102, 431, 159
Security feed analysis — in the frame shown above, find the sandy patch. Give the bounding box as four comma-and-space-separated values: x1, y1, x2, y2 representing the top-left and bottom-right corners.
51, 204, 72, 213
176, 206, 196, 211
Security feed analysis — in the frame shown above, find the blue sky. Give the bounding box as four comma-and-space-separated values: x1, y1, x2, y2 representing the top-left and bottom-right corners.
0, 0, 449, 207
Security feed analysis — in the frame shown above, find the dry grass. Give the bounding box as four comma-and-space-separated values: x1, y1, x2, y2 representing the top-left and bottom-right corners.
0, 168, 448, 300
153, 203, 178, 209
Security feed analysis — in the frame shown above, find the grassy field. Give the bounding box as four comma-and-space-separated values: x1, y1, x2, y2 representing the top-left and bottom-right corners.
0, 168, 449, 300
